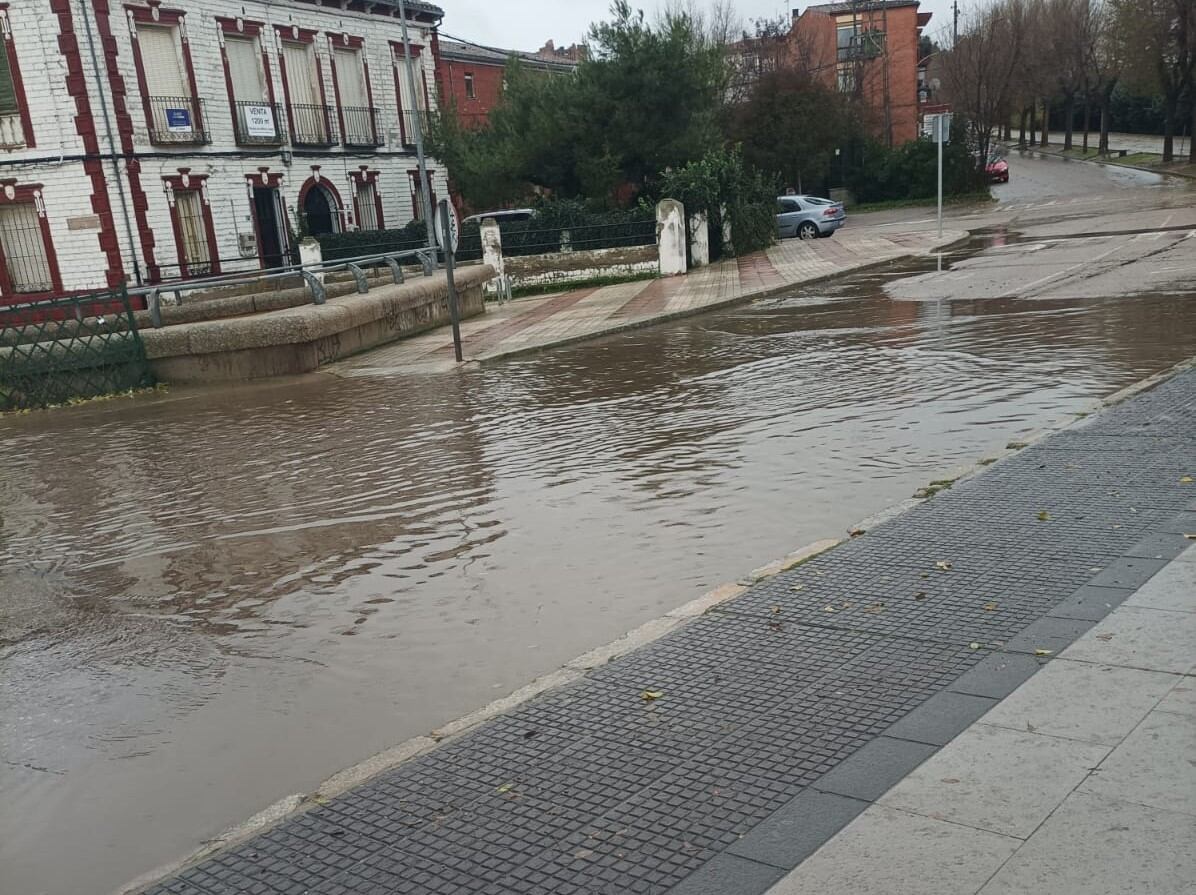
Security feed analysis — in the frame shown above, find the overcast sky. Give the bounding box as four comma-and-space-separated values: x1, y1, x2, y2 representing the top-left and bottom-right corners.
439, 0, 977, 53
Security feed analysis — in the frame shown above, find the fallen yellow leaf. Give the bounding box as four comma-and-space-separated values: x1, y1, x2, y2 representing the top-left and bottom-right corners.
1037, 511, 1051, 522
1034, 649, 1054, 657
969, 642, 982, 649
1181, 476, 1194, 484
914, 591, 928, 601
823, 604, 838, 613
935, 561, 953, 572
640, 689, 664, 702
1186, 533, 1196, 541
771, 605, 782, 615
863, 602, 886, 614
983, 602, 999, 612
791, 584, 805, 592
496, 782, 515, 794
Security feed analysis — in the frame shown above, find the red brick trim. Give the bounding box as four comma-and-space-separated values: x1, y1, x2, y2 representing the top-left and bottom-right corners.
162, 171, 220, 278
0, 7, 35, 148
47, 0, 128, 288
0, 182, 65, 301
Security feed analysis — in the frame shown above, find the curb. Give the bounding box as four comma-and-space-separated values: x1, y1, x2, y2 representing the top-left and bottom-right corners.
474, 232, 971, 366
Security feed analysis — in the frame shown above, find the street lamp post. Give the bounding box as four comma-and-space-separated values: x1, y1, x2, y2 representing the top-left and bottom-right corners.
397, 0, 438, 256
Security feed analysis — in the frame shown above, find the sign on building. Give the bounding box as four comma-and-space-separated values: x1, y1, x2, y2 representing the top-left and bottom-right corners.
165, 107, 193, 134
244, 105, 277, 139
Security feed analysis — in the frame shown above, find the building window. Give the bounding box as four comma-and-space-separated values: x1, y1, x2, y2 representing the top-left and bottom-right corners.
836, 63, 856, 93
224, 32, 282, 145
170, 189, 215, 278
333, 45, 378, 147
355, 182, 379, 231
281, 39, 333, 146
408, 171, 435, 221
0, 200, 56, 296
393, 45, 429, 146
464, 72, 475, 99
0, 11, 33, 149
135, 23, 207, 145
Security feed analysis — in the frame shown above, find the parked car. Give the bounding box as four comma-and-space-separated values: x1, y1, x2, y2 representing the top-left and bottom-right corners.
777, 195, 846, 240
462, 208, 536, 226
986, 156, 1010, 183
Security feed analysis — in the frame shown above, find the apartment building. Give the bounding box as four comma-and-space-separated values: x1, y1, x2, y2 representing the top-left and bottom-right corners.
0, 0, 448, 303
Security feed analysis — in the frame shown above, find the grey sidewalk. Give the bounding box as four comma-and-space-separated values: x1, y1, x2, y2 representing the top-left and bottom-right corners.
765, 547, 1196, 895
143, 370, 1196, 895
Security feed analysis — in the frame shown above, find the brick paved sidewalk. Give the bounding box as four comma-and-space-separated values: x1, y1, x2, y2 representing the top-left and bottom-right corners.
142, 370, 1195, 895
766, 547, 1196, 895
329, 224, 965, 375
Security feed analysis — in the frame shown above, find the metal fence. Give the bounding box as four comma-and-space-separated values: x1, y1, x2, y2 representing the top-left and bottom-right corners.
0, 288, 154, 411
146, 96, 210, 145
289, 103, 337, 146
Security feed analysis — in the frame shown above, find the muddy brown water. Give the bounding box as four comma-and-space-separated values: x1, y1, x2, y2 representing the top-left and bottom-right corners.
4, 246, 1196, 895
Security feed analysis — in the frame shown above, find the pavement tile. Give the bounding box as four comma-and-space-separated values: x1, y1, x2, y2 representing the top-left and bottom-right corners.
1086, 556, 1171, 589
1047, 585, 1135, 621
1078, 710, 1196, 815
811, 736, 938, 803
1154, 677, 1196, 717
1160, 511, 1196, 534
979, 659, 1177, 745
766, 805, 1021, 895
726, 789, 869, 870
1125, 531, 1196, 560
878, 723, 1111, 838
668, 853, 786, 895
1060, 605, 1196, 673
1004, 616, 1097, 654
883, 691, 999, 747
978, 791, 1196, 895
947, 652, 1049, 699
1123, 558, 1196, 612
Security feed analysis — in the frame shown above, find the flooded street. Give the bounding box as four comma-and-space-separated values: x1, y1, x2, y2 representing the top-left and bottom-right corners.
5, 212, 1196, 890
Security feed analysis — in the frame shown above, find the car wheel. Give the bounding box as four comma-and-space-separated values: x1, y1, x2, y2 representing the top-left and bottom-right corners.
798, 221, 819, 240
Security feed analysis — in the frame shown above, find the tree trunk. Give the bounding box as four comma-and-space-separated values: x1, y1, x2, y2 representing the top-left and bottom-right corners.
1162, 93, 1176, 162
1081, 96, 1091, 153
1018, 107, 1028, 148
1041, 100, 1051, 146
1190, 101, 1196, 164
1099, 88, 1112, 154
1029, 102, 1038, 147
1063, 95, 1075, 151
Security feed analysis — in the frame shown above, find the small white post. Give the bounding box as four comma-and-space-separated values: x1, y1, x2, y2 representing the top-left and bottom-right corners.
480, 218, 504, 297
936, 114, 944, 242
656, 199, 686, 276
298, 237, 324, 283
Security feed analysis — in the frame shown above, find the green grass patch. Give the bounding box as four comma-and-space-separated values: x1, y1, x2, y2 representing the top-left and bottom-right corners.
504, 271, 659, 301
914, 477, 959, 499
849, 191, 995, 215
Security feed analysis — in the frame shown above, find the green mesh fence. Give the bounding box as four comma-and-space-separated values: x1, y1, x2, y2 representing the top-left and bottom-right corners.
0, 287, 154, 411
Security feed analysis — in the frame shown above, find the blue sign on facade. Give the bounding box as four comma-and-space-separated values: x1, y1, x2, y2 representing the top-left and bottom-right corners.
165, 108, 193, 133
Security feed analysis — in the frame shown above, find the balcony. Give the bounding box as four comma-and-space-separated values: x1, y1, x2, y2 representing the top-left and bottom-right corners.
341, 107, 384, 148
288, 103, 337, 147
0, 114, 25, 149
399, 109, 431, 148
146, 96, 210, 146
232, 101, 287, 146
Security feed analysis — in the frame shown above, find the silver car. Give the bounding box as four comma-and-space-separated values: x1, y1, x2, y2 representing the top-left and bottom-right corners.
777, 195, 846, 240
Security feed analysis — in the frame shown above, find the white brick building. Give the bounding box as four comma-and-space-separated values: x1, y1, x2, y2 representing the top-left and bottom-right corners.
0, 0, 448, 302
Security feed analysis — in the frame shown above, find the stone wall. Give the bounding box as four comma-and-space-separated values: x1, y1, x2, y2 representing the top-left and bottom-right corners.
503, 245, 659, 290
143, 265, 492, 383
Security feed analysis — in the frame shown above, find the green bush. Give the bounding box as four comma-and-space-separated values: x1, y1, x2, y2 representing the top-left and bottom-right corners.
845, 131, 985, 204
317, 220, 428, 262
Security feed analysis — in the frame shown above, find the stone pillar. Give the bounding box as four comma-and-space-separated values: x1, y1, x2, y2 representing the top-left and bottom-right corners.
656, 199, 686, 276
298, 237, 324, 283
688, 211, 709, 268
481, 218, 505, 296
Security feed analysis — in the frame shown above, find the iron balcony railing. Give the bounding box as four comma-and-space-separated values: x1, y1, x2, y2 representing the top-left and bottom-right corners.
341, 106, 384, 148
288, 103, 337, 147
232, 100, 287, 146
399, 109, 431, 147
146, 96, 210, 145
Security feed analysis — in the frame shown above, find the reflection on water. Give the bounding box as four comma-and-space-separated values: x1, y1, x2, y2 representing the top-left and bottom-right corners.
3, 256, 1196, 894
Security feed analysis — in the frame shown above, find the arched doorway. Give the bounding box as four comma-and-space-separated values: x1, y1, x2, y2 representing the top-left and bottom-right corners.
302, 184, 339, 236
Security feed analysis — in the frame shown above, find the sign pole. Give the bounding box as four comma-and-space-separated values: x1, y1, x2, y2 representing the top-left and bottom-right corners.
937, 114, 944, 241
438, 199, 463, 363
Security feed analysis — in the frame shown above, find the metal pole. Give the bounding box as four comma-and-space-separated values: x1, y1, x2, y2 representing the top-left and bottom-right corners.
397, 0, 438, 256
937, 115, 944, 242
439, 201, 464, 363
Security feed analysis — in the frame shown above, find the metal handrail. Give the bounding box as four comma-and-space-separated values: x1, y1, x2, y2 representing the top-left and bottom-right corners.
131, 246, 442, 329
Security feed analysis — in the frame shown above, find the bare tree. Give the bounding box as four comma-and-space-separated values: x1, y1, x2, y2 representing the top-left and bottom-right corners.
1083, 0, 1124, 154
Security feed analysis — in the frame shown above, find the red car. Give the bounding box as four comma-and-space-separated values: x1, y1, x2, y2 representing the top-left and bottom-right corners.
986, 157, 1010, 183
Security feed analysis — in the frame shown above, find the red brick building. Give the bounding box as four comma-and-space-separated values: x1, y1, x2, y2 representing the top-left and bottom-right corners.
436, 39, 579, 129
791, 0, 932, 146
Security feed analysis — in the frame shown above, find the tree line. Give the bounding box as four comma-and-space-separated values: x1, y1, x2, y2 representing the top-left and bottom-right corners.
939, 0, 1196, 165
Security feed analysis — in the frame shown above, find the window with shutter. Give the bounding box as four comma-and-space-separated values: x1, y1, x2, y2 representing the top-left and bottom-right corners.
355, 183, 378, 231
0, 202, 54, 294
137, 25, 187, 97
0, 44, 18, 117
173, 191, 213, 277
283, 41, 328, 143
226, 37, 265, 102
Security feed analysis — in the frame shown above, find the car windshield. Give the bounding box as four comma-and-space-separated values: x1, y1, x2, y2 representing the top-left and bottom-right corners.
801, 196, 835, 206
